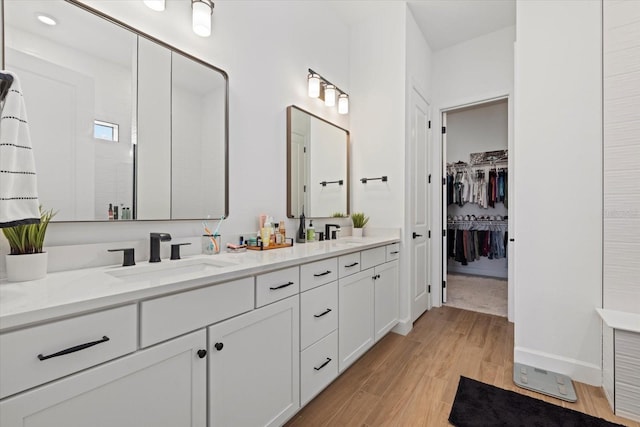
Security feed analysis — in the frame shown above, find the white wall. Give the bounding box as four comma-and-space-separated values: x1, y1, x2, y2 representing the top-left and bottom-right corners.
0, 0, 351, 271
431, 25, 515, 314
514, 0, 602, 385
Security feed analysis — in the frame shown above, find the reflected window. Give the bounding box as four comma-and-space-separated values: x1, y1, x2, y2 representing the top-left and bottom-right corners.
94, 120, 119, 142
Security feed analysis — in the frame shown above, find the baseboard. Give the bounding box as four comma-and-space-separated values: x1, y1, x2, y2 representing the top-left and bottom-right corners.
514, 346, 602, 386
392, 317, 412, 336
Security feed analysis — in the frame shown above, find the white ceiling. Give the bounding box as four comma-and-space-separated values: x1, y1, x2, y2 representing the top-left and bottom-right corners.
331, 0, 516, 51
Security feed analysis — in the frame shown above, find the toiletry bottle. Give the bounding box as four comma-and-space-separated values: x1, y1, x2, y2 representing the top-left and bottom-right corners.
306, 220, 315, 242
275, 224, 282, 244
262, 218, 271, 247
108, 203, 114, 220
269, 216, 276, 245
279, 220, 286, 241
113, 205, 118, 220
296, 208, 306, 243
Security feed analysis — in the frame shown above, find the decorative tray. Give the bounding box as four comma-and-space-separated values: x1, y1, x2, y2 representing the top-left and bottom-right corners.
246, 238, 294, 251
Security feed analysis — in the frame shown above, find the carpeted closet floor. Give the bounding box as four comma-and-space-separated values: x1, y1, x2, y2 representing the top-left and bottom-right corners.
445, 274, 507, 317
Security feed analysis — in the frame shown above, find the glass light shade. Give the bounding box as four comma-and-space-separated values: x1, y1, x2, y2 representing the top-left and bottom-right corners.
143, 0, 165, 11
325, 85, 336, 107
338, 94, 349, 114
308, 74, 320, 98
192, 0, 213, 37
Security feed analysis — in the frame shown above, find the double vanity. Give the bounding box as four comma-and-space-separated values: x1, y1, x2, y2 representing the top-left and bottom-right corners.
0, 236, 400, 426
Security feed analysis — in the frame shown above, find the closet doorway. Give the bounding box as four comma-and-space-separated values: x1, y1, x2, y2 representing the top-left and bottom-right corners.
441, 98, 511, 318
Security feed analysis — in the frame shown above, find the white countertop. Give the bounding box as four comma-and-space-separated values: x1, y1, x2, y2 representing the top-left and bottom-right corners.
596, 308, 640, 334
0, 236, 399, 332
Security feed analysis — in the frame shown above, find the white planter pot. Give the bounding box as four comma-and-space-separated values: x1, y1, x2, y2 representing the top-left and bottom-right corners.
352, 228, 363, 238
5, 252, 48, 282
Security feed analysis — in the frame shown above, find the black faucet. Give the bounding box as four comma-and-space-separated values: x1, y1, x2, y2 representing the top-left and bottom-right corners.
325, 224, 341, 241
149, 233, 172, 263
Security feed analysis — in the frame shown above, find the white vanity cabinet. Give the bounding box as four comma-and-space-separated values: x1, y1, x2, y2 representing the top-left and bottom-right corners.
208, 295, 300, 427
0, 330, 207, 427
374, 260, 399, 342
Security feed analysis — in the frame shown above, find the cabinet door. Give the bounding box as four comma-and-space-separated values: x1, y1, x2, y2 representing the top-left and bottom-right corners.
208, 295, 300, 427
375, 260, 399, 342
339, 269, 375, 372
0, 330, 207, 427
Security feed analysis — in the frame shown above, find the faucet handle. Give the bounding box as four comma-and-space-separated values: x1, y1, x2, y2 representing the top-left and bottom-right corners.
108, 248, 136, 267
170, 243, 191, 260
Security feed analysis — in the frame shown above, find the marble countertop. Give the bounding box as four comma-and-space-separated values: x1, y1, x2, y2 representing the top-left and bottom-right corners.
596, 308, 640, 333
0, 236, 399, 332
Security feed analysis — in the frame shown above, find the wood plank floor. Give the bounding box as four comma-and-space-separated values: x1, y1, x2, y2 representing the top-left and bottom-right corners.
285, 306, 638, 427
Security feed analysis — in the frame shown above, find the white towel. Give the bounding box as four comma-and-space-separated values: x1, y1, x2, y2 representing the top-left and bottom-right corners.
0, 71, 40, 228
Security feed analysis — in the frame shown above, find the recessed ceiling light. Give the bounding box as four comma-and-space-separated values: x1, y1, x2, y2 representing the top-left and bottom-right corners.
36, 14, 57, 26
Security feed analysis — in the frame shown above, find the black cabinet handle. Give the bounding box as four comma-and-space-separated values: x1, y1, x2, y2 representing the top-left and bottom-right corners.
314, 308, 332, 318
314, 357, 332, 371
214, 342, 224, 351
313, 270, 332, 277
37, 336, 110, 361
372, 274, 381, 280
412, 232, 422, 239
345, 262, 359, 268
390, 251, 399, 254
197, 349, 207, 358
270, 281, 294, 290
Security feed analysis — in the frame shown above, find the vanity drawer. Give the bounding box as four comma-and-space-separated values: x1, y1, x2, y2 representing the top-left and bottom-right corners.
141, 277, 254, 347
0, 304, 137, 399
300, 281, 338, 350
300, 258, 338, 292
386, 243, 400, 261
300, 330, 338, 406
338, 252, 361, 278
361, 247, 386, 270
256, 266, 299, 308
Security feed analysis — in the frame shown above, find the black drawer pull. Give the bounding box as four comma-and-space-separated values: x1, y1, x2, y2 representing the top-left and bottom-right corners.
37, 336, 110, 361
314, 308, 332, 318
197, 349, 207, 358
270, 281, 294, 290
314, 357, 332, 371
390, 251, 399, 254
214, 342, 224, 351
345, 262, 359, 268
313, 270, 331, 277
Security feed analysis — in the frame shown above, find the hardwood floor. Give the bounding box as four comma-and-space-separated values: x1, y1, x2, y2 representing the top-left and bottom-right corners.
286, 306, 638, 427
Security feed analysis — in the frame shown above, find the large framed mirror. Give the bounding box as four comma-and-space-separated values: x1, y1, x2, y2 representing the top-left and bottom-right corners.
287, 106, 349, 218
2, 0, 228, 221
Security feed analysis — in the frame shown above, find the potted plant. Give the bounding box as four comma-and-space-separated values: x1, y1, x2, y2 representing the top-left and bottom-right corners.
350, 212, 369, 238
2, 207, 55, 282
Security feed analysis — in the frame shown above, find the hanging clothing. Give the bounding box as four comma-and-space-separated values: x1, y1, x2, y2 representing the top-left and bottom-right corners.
0, 71, 40, 228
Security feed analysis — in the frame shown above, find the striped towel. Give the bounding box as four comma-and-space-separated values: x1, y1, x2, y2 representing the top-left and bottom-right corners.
0, 71, 40, 228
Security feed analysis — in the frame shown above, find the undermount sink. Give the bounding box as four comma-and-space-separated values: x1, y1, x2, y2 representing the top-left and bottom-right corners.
333, 239, 365, 246
107, 258, 236, 282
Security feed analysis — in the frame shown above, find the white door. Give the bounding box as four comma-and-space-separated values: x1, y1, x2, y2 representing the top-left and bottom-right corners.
410, 86, 431, 322
0, 331, 207, 427
374, 260, 399, 341
339, 269, 375, 372
441, 112, 448, 303
208, 295, 300, 427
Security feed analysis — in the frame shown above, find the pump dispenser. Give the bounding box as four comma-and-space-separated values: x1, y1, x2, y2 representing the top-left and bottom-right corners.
296, 206, 306, 243
306, 220, 315, 242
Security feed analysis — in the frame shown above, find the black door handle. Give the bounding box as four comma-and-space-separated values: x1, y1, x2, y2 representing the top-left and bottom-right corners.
38, 336, 110, 361
314, 308, 332, 318
314, 357, 332, 371
214, 342, 224, 351
313, 270, 332, 277
270, 281, 294, 290
197, 349, 207, 358
412, 232, 422, 239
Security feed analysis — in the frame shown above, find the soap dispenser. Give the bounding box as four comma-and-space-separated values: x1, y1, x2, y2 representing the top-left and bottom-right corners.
296, 207, 306, 243
306, 220, 315, 242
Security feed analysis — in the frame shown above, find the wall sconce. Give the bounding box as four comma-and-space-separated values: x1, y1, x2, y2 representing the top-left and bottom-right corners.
192, 0, 214, 37
144, 0, 165, 11
307, 68, 349, 115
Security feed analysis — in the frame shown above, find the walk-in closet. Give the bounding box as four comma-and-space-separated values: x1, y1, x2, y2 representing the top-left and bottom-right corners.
442, 99, 509, 317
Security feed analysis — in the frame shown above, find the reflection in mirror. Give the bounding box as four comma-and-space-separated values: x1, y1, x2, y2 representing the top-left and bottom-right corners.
3, 0, 228, 221
287, 106, 349, 218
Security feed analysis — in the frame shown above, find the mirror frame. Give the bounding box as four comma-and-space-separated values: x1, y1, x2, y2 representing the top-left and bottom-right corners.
286, 105, 350, 219
1, 0, 229, 222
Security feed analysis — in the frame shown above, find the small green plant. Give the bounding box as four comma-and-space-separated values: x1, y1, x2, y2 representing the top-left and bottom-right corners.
331, 212, 347, 218
351, 212, 369, 229
2, 207, 55, 255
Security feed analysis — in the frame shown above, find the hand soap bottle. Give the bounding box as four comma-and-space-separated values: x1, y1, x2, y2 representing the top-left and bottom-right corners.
296, 207, 306, 243
306, 220, 315, 242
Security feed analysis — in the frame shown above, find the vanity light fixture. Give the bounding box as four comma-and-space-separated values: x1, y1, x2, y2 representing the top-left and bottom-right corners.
36, 14, 57, 26
143, 0, 165, 12
192, 0, 214, 37
307, 68, 349, 115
